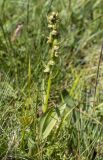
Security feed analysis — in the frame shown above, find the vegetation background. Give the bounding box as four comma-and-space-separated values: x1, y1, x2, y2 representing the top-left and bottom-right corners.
0, 0, 103, 159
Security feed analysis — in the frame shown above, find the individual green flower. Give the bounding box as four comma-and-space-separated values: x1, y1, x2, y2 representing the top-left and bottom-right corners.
48, 24, 53, 29
48, 60, 55, 66
51, 30, 58, 36
47, 35, 53, 44
54, 51, 59, 57
47, 12, 58, 24
53, 45, 59, 51
44, 65, 50, 73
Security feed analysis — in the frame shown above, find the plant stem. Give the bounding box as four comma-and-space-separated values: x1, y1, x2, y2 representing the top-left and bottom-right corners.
43, 73, 52, 113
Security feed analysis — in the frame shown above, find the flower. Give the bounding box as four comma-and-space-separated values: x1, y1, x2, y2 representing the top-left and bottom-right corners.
51, 30, 58, 36
48, 24, 53, 29
48, 60, 55, 66
47, 36, 53, 44
53, 45, 59, 51
47, 12, 58, 24
44, 65, 50, 73
54, 51, 59, 57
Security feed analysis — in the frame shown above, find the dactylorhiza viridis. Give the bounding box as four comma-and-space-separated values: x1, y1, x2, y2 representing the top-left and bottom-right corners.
42, 12, 60, 113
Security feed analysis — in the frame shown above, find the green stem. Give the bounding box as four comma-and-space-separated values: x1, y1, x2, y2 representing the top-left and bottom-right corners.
42, 73, 52, 113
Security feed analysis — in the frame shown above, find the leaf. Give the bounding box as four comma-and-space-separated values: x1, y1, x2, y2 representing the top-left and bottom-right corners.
39, 103, 67, 139
39, 94, 76, 140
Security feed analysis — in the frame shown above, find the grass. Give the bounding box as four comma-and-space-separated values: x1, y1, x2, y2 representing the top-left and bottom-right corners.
0, 0, 103, 159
